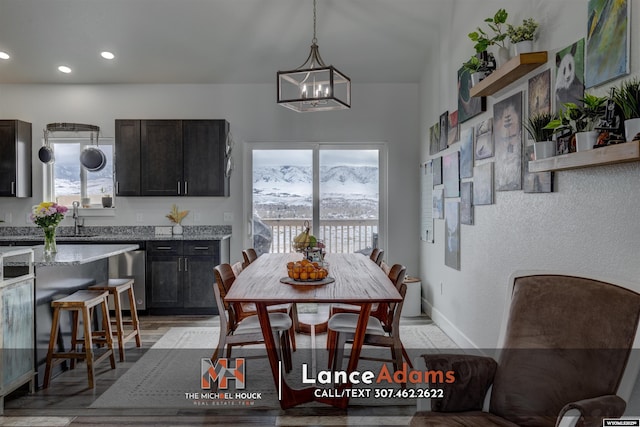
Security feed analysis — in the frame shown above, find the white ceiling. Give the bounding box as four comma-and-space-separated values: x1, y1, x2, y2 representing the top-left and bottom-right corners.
0, 0, 450, 85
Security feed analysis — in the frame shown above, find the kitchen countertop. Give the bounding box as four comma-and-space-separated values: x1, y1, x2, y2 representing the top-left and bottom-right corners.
5, 244, 140, 267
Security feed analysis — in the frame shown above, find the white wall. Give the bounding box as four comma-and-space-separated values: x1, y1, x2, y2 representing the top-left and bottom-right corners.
420, 0, 640, 350
0, 83, 420, 270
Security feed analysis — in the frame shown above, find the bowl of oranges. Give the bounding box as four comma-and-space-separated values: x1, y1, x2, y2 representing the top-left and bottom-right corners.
286, 259, 329, 282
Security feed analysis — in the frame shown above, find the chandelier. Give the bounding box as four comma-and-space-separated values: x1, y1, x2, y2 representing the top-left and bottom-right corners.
277, 0, 351, 112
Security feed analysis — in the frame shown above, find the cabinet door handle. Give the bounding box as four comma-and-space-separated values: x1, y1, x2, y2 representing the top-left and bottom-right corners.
184, 258, 188, 272
177, 181, 181, 195
156, 246, 173, 250
178, 257, 182, 272
184, 181, 188, 195
193, 246, 209, 250
116, 181, 119, 194
11, 181, 15, 195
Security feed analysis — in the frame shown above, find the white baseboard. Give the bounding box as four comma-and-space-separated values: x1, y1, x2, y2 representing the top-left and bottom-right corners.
421, 296, 485, 354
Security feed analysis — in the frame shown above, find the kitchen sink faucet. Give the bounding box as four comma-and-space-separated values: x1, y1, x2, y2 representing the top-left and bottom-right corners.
72, 201, 84, 235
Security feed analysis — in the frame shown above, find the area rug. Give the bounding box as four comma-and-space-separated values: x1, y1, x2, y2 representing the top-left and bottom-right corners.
90, 324, 457, 410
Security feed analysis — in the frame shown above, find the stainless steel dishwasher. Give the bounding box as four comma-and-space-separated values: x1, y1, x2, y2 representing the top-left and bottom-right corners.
108, 249, 146, 310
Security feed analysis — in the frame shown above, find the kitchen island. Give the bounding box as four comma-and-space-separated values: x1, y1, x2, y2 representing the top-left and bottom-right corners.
5, 243, 139, 387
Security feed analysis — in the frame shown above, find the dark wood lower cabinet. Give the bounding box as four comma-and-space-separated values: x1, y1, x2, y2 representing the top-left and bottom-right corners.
147, 238, 230, 315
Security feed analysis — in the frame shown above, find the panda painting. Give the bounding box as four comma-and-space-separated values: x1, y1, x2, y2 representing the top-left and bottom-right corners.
555, 39, 585, 109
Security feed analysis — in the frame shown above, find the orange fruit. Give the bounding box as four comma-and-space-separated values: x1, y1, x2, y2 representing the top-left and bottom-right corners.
300, 271, 308, 281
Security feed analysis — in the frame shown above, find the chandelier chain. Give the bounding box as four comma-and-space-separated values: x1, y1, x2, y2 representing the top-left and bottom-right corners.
312, 0, 317, 44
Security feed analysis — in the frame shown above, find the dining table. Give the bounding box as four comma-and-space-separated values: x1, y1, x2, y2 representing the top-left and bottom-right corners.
223, 252, 402, 409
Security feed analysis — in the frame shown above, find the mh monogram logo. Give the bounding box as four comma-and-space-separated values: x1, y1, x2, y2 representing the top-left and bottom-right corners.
201, 358, 246, 389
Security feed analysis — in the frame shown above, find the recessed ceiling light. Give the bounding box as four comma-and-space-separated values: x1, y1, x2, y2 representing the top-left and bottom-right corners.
0, 51, 10, 60
58, 65, 72, 74
101, 51, 115, 60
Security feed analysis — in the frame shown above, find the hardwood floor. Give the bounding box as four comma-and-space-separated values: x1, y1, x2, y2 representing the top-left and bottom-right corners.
1, 313, 434, 426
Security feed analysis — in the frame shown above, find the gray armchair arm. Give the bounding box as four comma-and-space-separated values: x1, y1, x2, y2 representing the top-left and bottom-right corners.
420, 353, 498, 412
556, 395, 626, 427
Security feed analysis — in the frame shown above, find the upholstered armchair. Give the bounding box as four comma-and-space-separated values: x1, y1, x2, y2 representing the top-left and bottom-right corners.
411, 272, 640, 427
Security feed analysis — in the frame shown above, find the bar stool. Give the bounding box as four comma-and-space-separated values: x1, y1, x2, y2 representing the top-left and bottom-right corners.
44, 290, 116, 389
90, 278, 142, 362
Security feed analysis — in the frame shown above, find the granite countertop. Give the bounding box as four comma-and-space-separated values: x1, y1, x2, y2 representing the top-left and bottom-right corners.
6, 244, 141, 267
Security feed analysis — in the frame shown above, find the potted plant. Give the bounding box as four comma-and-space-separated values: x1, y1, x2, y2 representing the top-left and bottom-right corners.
468, 8, 510, 67
101, 188, 113, 208
463, 54, 493, 86
525, 112, 556, 159
612, 77, 640, 141
166, 204, 189, 235
506, 18, 538, 55
545, 93, 607, 151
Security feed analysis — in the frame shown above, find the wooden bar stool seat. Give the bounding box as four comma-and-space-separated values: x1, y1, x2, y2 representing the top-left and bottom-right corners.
90, 278, 142, 362
44, 290, 116, 389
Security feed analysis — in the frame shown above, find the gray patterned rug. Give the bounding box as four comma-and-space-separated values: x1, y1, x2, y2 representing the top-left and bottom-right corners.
90, 324, 457, 410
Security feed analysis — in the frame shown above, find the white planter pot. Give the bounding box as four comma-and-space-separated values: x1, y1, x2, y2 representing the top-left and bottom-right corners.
491, 46, 510, 68
172, 224, 183, 235
624, 118, 640, 141
575, 131, 598, 152
514, 40, 533, 56
470, 71, 486, 87
533, 140, 556, 159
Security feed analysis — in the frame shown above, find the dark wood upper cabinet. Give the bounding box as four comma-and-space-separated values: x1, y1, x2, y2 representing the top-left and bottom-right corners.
0, 120, 32, 198
114, 120, 141, 196
115, 119, 229, 197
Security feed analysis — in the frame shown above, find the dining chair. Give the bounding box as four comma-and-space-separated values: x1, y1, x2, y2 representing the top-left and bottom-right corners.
214, 263, 297, 351
231, 261, 244, 278
326, 264, 410, 367
327, 282, 408, 378
369, 248, 384, 266
241, 248, 258, 269
211, 278, 292, 373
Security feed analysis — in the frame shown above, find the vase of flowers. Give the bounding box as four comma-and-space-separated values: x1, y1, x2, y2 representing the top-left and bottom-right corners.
166, 204, 189, 235
31, 202, 68, 254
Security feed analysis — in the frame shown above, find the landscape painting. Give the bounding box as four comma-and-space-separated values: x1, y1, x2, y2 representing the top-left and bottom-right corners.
433, 188, 444, 219
528, 69, 551, 117
429, 123, 439, 155
448, 110, 459, 146
459, 127, 474, 178
586, 0, 629, 88
444, 200, 460, 270
555, 39, 585, 108
458, 67, 486, 123
443, 152, 460, 198
493, 92, 523, 191
475, 118, 494, 160
433, 157, 443, 186
460, 181, 473, 225
473, 162, 493, 205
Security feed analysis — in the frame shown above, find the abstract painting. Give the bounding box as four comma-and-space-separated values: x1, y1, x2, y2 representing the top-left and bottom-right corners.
459, 127, 474, 178
443, 152, 460, 198
458, 67, 487, 123
528, 69, 551, 117
444, 200, 460, 270
460, 181, 473, 225
524, 144, 553, 193
448, 110, 459, 146
475, 118, 494, 160
493, 92, 523, 191
433, 188, 444, 220
433, 156, 442, 186
555, 39, 585, 109
429, 123, 439, 155
586, 0, 629, 88
439, 111, 449, 151
473, 162, 493, 205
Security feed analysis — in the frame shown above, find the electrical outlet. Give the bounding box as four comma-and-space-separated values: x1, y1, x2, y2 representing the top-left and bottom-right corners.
3, 213, 11, 223
223, 212, 234, 222
136, 213, 144, 222
193, 212, 202, 223
25, 213, 32, 224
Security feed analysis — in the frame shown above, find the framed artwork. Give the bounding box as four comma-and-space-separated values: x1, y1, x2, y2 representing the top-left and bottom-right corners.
420, 162, 434, 243
460, 181, 473, 225
433, 156, 443, 186
493, 91, 523, 191
528, 69, 551, 117
443, 152, 460, 198
459, 127, 474, 178
429, 123, 439, 155
439, 111, 449, 151
586, 0, 629, 88
524, 144, 553, 193
432, 188, 444, 220
444, 200, 460, 270
557, 135, 572, 155
458, 67, 487, 123
448, 110, 459, 146
475, 118, 494, 160
555, 39, 585, 109
473, 162, 493, 205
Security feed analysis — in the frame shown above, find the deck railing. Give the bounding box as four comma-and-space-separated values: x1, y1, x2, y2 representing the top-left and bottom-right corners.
261, 219, 378, 254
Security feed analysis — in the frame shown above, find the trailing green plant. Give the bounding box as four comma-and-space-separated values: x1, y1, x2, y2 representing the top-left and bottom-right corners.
506, 18, 538, 43
544, 94, 607, 134
524, 112, 556, 142
462, 55, 483, 73
468, 8, 509, 53
612, 77, 640, 120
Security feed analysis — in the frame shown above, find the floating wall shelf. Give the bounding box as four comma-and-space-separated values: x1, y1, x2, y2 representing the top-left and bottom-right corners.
528, 140, 640, 172
470, 51, 548, 97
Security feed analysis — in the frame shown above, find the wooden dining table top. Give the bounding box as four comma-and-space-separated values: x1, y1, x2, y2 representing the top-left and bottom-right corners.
225, 253, 401, 304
